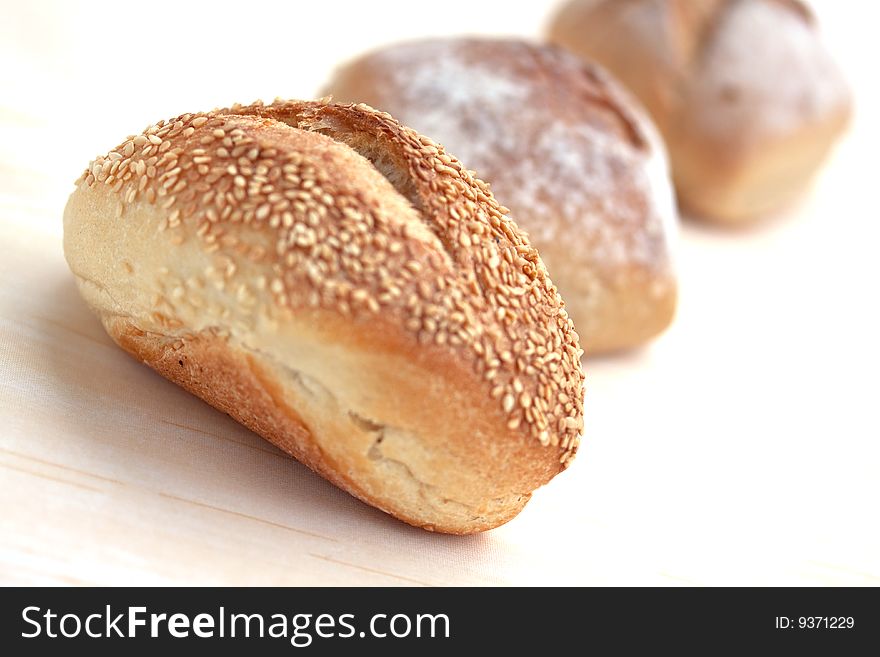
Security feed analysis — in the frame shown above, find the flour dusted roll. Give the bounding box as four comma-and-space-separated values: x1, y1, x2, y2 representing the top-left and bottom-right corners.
548, 0, 852, 223
324, 39, 677, 354
63, 100, 585, 534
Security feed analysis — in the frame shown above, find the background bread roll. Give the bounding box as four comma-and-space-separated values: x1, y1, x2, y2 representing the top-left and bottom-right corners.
548, 0, 852, 223
63, 100, 585, 534
324, 39, 678, 355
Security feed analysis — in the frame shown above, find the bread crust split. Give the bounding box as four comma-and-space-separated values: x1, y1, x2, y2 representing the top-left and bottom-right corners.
324, 39, 678, 354
63, 100, 585, 534
548, 0, 852, 223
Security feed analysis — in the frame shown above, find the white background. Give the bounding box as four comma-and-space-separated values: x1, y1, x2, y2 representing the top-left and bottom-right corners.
0, 0, 878, 585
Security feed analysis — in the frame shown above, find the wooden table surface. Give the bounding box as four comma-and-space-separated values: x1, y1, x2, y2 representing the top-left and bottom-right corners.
1, 0, 878, 585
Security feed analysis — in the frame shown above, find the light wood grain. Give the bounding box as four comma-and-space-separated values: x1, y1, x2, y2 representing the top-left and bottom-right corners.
1, 0, 878, 585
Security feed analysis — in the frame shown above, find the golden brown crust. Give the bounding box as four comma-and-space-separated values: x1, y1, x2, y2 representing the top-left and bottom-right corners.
63, 100, 584, 533
104, 317, 528, 533
324, 39, 678, 354
548, 0, 852, 223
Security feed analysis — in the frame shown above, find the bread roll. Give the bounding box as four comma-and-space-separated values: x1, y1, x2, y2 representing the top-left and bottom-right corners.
62, 100, 585, 534
548, 0, 852, 223
324, 39, 677, 354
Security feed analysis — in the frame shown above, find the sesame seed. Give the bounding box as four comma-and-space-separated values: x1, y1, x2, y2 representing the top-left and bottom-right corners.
255, 204, 270, 220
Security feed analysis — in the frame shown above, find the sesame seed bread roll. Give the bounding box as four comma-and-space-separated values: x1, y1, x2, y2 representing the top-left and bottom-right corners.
324, 39, 677, 354
548, 0, 852, 223
63, 100, 585, 534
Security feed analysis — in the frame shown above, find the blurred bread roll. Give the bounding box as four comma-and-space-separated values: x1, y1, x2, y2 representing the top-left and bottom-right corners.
548, 0, 852, 223
63, 100, 585, 534
325, 39, 677, 354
